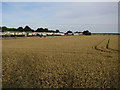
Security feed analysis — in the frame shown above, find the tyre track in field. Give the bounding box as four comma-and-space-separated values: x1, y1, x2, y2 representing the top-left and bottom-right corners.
93, 38, 118, 53
93, 38, 111, 53
106, 38, 120, 52
94, 38, 106, 52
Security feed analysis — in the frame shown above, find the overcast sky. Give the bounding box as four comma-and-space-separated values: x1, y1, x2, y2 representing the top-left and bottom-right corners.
2, 2, 118, 33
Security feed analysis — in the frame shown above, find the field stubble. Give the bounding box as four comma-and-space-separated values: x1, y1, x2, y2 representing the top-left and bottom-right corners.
2, 35, 119, 88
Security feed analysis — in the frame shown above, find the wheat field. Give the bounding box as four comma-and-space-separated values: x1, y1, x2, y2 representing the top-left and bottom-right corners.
2, 35, 119, 88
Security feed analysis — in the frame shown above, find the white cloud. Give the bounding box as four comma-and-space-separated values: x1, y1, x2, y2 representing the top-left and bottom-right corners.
2, 2, 118, 33
48, 2, 118, 24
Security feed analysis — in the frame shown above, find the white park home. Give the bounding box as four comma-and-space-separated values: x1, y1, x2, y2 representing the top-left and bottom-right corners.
36, 32, 64, 36
73, 32, 83, 36
14, 32, 25, 35
0, 32, 2, 36
53, 32, 65, 36
27, 32, 37, 36
41, 32, 47, 36
1, 31, 65, 37
46, 32, 54, 36
1, 31, 27, 37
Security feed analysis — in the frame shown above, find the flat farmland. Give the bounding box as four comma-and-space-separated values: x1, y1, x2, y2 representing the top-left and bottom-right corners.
2, 35, 119, 88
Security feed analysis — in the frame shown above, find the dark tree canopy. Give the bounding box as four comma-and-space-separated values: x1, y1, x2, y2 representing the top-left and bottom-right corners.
17, 27, 24, 32
36, 28, 44, 32
1, 26, 59, 32
2, 26, 17, 32
83, 30, 91, 35
66, 30, 73, 34
2, 26, 8, 32
56, 29, 60, 33
36, 28, 55, 32
8, 28, 17, 31
0, 26, 2, 32
44, 28, 49, 32
24, 26, 32, 32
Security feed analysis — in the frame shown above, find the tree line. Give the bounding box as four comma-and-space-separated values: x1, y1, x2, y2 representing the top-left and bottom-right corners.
0, 26, 91, 35
65, 30, 91, 35
0, 26, 60, 33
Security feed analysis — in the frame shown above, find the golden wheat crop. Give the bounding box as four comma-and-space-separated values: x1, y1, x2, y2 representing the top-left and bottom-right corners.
2, 35, 119, 88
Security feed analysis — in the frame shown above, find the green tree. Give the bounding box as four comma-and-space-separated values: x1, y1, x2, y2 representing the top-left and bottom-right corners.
44, 28, 48, 32
66, 30, 73, 34
2, 26, 8, 32
24, 26, 32, 32
31, 29, 35, 32
17, 27, 24, 32
83, 30, 91, 35
0, 26, 2, 32
8, 28, 17, 31
56, 29, 60, 33
36, 28, 44, 32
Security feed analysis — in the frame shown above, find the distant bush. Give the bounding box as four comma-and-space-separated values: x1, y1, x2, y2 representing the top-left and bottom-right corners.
17, 27, 24, 32
83, 30, 91, 35
56, 29, 60, 33
24, 26, 33, 32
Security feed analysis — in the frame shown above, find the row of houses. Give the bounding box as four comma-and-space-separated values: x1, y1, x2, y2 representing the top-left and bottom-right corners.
0, 31, 83, 37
